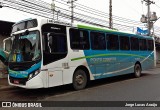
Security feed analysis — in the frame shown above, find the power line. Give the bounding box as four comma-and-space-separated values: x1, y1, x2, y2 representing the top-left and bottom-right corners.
3, 0, 160, 34
59, 0, 143, 24
54, 0, 138, 25
154, 3, 160, 8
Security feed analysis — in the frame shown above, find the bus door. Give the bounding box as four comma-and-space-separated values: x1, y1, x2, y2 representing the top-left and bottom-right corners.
42, 24, 68, 87
44, 32, 68, 87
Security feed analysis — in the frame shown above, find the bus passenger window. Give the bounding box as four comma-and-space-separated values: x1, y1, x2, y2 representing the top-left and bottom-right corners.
120, 36, 130, 50
90, 32, 106, 50
107, 34, 119, 50
131, 37, 139, 51
147, 40, 154, 51
70, 28, 90, 50
139, 39, 147, 51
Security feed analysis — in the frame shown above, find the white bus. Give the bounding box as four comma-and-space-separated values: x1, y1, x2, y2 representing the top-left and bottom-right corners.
6, 18, 155, 90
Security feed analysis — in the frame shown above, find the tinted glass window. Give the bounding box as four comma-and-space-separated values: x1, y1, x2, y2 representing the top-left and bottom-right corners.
139, 39, 147, 51
27, 20, 38, 29
107, 34, 119, 50
90, 32, 106, 50
70, 28, 90, 50
12, 22, 25, 32
131, 37, 139, 50
47, 33, 67, 53
147, 40, 154, 51
12, 19, 37, 32
120, 36, 130, 50
42, 24, 67, 65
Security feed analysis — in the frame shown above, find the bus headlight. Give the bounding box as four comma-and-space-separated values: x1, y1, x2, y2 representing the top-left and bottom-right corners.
28, 74, 33, 80
28, 69, 41, 80
35, 69, 40, 76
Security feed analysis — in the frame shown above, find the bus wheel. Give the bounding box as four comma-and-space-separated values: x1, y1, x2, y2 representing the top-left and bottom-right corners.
134, 64, 141, 78
73, 69, 87, 90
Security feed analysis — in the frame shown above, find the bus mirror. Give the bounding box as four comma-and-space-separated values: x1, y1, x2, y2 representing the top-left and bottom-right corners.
3, 37, 11, 54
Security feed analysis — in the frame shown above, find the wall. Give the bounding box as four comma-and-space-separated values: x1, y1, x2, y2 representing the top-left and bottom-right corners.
156, 48, 160, 63
0, 34, 9, 69
0, 34, 8, 48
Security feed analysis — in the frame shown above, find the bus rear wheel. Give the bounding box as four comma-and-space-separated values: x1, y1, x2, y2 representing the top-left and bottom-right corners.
73, 69, 87, 90
134, 64, 141, 78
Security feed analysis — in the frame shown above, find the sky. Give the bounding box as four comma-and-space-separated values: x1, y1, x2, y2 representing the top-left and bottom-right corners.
0, 0, 160, 26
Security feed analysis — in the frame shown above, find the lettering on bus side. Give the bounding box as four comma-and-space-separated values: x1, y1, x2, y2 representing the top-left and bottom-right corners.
90, 58, 117, 64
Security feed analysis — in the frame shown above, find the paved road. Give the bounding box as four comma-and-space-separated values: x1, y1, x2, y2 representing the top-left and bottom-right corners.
1, 67, 160, 110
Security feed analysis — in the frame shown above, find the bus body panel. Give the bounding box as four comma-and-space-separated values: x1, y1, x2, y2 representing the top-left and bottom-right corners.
46, 56, 69, 87
82, 50, 154, 79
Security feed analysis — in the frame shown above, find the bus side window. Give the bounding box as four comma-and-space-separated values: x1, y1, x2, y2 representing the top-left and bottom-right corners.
147, 40, 154, 51
139, 39, 147, 51
107, 34, 119, 50
90, 31, 106, 50
131, 37, 139, 51
70, 28, 90, 50
120, 36, 130, 50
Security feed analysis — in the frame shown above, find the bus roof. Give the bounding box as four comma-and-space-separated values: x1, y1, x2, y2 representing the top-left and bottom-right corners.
12, 18, 153, 40
77, 24, 153, 39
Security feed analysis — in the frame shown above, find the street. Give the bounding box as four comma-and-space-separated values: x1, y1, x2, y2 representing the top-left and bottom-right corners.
1, 66, 160, 110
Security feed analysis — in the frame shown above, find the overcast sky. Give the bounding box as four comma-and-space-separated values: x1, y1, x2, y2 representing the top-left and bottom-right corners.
0, 0, 160, 25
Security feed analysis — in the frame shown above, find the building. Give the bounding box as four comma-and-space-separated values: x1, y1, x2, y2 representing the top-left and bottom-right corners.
155, 38, 160, 63
0, 20, 14, 72
0, 20, 14, 48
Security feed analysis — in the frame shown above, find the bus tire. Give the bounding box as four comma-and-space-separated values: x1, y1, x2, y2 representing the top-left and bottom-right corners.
134, 64, 141, 78
73, 69, 87, 90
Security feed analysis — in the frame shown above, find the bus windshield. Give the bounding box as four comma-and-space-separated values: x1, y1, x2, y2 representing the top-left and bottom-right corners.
9, 31, 41, 62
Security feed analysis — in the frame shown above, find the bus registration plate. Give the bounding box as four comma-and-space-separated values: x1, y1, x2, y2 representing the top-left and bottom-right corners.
14, 80, 19, 84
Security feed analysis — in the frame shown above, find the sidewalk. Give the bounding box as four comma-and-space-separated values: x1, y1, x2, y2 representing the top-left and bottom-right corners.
156, 62, 160, 68
0, 69, 9, 89
0, 70, 8, 78
0, 78, 9, 87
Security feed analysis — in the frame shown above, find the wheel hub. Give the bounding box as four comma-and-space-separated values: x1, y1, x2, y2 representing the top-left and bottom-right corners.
75, 75, 84, 85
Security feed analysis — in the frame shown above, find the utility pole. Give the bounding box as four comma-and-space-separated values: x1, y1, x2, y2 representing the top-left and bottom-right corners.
109, 0, 113, 29
0, 2, 3, 8
67, 0, 77, 24
51, 0, 55, 20
141, 0, 155, 36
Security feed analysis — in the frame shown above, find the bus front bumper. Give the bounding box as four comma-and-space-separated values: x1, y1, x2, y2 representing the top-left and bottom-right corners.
8, 75, 44, 89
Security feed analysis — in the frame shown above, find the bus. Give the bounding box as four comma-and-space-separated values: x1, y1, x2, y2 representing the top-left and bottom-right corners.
5, 18, 155, 90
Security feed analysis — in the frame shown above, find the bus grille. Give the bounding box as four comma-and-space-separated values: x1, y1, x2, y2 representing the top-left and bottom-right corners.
9, 76, 28, 85
9, 63, 32, 71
